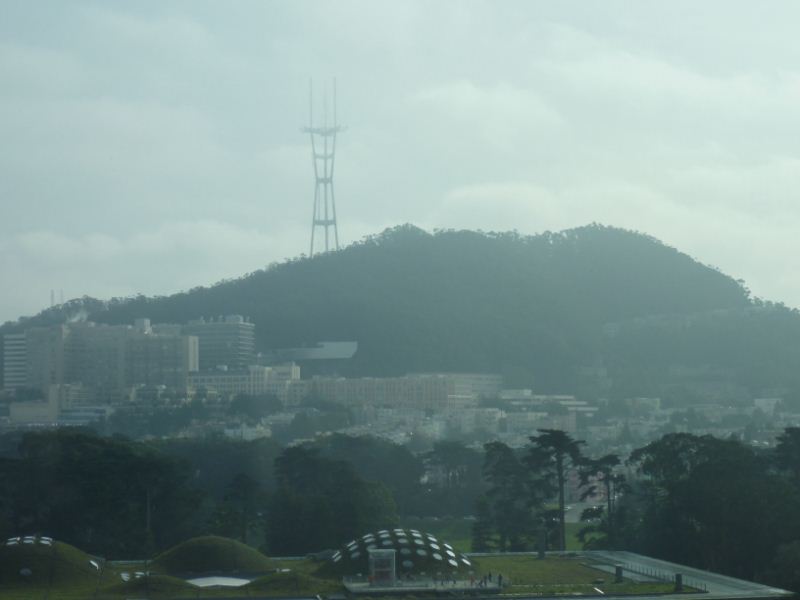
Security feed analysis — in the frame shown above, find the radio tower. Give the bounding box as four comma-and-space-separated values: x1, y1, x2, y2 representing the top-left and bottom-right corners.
304, 78, 343, 257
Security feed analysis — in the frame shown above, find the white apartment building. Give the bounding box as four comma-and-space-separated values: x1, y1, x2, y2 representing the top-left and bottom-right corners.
2, 333, 27, 391
189, 364, 300, 399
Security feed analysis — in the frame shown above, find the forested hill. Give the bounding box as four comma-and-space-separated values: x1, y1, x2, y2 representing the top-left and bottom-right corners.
12, 223, 795, 399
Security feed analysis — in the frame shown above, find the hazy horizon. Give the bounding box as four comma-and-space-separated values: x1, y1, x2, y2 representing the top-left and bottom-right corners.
3, 0, 800, 322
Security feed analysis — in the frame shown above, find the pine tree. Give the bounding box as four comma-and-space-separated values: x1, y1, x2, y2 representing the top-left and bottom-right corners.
471, 496, 493, 552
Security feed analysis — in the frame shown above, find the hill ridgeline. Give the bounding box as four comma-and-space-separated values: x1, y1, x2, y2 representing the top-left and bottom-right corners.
4, 224, 800, 403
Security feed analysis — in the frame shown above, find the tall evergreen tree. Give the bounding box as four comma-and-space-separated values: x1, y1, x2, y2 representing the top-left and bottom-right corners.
528, 429, 585, 551
471, 496, 494, 552
578, 453, 625, 548
266, 445, 397, 554
775, 427, 800, 484
482, 441, 535, 551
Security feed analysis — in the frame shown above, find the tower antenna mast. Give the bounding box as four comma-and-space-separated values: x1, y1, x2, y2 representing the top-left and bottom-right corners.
304, 78, 343, 257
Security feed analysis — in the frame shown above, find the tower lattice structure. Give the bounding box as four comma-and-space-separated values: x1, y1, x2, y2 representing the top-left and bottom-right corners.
304, 79, 343, 257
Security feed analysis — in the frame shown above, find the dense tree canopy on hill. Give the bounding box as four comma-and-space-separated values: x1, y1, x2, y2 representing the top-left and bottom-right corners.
4, 224, 800, 401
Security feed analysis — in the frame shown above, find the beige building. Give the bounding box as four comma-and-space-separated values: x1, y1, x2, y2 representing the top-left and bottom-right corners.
189, 363, 300, 399
17, 320, 199, 404
297, 372, 503, 411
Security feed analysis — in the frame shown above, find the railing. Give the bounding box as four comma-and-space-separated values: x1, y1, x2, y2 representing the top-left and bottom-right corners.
618, 561, 708, 592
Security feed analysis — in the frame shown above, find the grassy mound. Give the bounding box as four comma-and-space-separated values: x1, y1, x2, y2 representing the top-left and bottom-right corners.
0, 538, 101, 588
151, 535, 273, 575
247, 571, 342, 596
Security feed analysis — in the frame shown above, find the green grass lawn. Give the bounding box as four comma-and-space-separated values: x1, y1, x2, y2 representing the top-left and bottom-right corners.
472, 555, 678, 596
566, 521, 602, 550
478, 554, 605, 584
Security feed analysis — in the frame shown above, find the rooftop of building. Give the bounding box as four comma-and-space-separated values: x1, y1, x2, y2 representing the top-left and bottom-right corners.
0, 533, 791, 600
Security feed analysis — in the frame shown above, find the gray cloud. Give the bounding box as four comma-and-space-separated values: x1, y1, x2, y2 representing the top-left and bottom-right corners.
2, 0, 800, 321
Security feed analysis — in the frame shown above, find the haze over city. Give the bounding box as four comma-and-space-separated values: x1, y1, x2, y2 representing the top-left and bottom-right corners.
3, 0, 800, 322
9, 3, 800, 599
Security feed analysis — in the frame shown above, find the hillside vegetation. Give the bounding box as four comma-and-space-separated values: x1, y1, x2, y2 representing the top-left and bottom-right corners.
4, 224, 799, 403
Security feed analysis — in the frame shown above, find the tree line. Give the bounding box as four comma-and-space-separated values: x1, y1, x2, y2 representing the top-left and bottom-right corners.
3, 427, 800, 592
0, 430, 481, 558
472, 428, 800, 592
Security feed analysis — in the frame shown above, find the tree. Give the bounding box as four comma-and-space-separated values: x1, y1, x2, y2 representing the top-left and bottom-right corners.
155, 436, 282, 502
266, 445, 397, 554
628, 433, 800, 579
766, 541, 800, 593
228, 393, 282, 422
482, 441, 537, 551
774, 427, 800, 484
3, 429, 202, 558
578, 453, 624, 548
629, 432, 712, 488
421, 441, 484, 516
311, 434, 424, 515
528, 429, 584, 551
209, 473, 265, 544
425, 441, 475, 489
471, 496, 493, 552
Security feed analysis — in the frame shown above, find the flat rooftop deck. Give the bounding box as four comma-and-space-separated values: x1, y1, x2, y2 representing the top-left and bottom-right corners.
343, 552, 793, 600
344, 578, 501, 595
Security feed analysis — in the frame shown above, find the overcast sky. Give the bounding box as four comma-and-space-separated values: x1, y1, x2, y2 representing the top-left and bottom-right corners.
2, 1, 800, 323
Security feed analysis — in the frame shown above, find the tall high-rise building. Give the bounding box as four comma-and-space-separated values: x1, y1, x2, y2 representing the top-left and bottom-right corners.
12, 320, 200, 404
25, 325, 68, 390
183, 315, 255, 371
2, 333, 27, 391
125, 331, 198, 389
65, 322, 129, 403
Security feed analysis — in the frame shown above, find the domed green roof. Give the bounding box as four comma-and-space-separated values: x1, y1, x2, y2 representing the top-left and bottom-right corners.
0, 535, 100, 587
152, 536, 273, 575
326, 529, 474, 576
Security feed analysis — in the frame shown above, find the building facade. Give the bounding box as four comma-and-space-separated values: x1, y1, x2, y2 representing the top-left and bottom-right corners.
183, 315, 255, 370
2, 333, 27, 391
25, 326, 68, 391
125, 331, 199, 390
12, 320, 199, 404
189, 363, 299, 399
297, 372, 503, 411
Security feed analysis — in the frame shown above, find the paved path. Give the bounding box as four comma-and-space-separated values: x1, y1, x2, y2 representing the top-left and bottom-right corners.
589, 551, 792, 600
